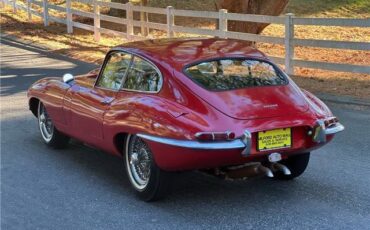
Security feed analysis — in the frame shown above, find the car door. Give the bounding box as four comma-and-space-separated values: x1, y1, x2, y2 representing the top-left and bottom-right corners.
69, 51, 133, 145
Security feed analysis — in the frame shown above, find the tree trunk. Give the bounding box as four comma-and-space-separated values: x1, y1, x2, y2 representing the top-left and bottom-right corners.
109, 0, 129, 17
217, 0, 289, 34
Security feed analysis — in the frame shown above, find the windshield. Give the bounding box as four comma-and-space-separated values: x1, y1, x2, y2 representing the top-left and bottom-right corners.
184, 58, 287, 91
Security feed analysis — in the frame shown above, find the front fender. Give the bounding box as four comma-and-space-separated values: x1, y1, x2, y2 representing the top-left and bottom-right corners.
28, 77, 71, 128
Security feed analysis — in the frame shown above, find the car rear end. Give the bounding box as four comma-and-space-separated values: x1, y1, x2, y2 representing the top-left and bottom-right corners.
140, 57, 343, 174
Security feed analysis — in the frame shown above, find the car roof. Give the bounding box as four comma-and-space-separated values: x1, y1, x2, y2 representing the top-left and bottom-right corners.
113, 38, 269, 70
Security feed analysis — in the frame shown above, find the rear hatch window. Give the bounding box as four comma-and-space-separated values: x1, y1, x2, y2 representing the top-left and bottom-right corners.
182, 58, 308, 120
184, 58, 287, 91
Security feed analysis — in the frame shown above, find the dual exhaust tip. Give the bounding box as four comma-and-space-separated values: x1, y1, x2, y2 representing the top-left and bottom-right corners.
223, 162, 291, 179
259, 163, 291, 178
205, 152, 291, 180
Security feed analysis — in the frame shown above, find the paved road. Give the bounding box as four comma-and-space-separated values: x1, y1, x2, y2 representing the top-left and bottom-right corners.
1, 36, 370, 230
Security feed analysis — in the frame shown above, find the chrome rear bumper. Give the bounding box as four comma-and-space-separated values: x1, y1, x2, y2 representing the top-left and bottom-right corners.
325, 122, 345, 135
137, 133, 247, 150
138, 122, 344, 156
313, 120, 344, 143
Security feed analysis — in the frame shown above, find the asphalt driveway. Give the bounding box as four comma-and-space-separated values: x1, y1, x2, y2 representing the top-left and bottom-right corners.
1, 35, 370, 230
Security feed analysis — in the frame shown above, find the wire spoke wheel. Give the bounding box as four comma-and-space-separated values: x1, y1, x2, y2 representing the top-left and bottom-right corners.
125, 134, 172, 201
126, 135, 153, 191
38, 103, 54, 142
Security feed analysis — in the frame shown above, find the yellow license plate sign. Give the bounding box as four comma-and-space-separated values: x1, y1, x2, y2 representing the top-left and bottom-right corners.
258, 128, 292, 151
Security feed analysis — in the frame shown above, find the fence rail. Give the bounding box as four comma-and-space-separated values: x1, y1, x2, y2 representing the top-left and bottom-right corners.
2, 0, 370, 75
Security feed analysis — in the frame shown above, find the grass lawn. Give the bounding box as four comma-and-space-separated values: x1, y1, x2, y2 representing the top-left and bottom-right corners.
1, 0, 369, 99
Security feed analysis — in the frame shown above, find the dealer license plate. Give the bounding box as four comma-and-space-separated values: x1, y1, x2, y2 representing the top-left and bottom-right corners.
258, 128, 292, 151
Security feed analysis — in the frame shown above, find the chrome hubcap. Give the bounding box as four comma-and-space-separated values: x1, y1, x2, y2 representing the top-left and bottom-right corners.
126, 135, 152, 191
38, 103, 54, 142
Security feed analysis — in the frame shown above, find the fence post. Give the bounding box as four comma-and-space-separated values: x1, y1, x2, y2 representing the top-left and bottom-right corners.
12, 0, 16, 13
166, 6, 174, 38
93, 0, 100, 41
27, 0, 31, 20
140, 3, 148, 36
126, 2, 133, 40
285, 13, 295, 75
43, 0, 49, 26
66, 0, 73, 33
218, 9, 227, 38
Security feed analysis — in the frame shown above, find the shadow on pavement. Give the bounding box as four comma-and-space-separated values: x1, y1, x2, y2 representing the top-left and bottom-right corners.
0, 36, 97, 96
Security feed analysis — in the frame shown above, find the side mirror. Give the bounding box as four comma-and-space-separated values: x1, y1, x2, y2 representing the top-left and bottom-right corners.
63, 73, 74, 84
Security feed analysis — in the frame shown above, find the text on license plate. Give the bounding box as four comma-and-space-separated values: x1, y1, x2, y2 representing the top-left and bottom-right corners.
258, 128, 292, 151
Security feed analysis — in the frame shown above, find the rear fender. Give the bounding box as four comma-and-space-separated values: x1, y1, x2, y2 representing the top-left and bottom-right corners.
302, 89, 333, 118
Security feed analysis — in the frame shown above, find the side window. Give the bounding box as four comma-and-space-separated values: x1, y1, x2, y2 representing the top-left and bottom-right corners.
96, 52, 132, 90
122, 56, 162, 92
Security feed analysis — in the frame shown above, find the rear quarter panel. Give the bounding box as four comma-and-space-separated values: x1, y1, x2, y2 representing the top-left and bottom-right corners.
100, 65, 236, 155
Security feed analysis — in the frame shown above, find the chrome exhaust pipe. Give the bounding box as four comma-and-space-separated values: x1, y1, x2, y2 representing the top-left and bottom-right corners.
223, 163, 260, 179
271, 163, 291, 175
213, 163, 275, 179
257, 165, 274, 178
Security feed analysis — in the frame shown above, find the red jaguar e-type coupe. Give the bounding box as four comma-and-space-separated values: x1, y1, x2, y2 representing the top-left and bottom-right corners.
28, 38, 344, 201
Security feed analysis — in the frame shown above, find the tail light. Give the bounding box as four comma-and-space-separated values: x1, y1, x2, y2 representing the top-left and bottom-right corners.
195, 131, 235, 141
324, 117, 339, 128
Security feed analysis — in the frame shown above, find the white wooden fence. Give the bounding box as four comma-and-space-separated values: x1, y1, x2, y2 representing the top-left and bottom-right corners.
2, 0, 370, 75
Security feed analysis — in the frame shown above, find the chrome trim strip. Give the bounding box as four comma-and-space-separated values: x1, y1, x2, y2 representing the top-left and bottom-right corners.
325, 122, 345, 135
137, 134, 246, 150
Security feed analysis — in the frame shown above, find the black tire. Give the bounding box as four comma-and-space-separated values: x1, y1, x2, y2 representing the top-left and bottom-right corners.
274, 152, 310, 180
124, 134, 172, 202
38, 102, 70, 149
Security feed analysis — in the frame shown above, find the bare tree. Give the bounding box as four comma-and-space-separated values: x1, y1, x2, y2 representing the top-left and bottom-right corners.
110, 0, 288, 36
216, 0, 289, 34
